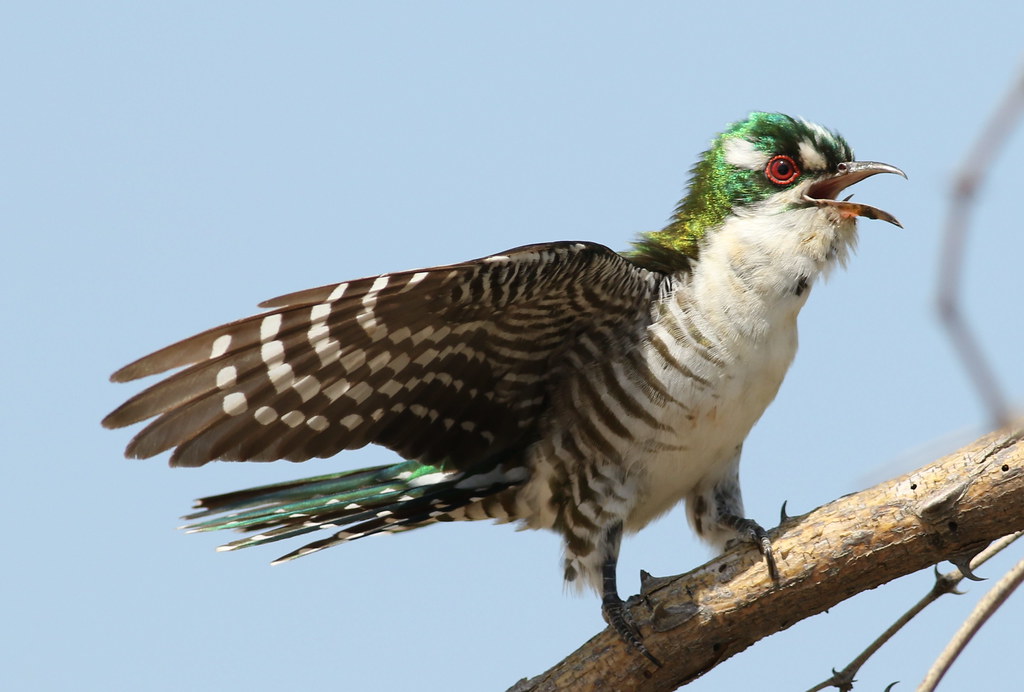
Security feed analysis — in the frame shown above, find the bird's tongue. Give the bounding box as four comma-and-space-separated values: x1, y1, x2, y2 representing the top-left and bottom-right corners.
803, 195, 903, 227
820, 197, 902, 226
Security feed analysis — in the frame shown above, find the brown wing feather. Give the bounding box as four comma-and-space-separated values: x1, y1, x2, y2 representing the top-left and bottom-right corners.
104, 242, 665, 469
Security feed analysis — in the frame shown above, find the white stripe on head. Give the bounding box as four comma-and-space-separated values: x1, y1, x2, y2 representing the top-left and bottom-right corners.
802, 119, 834, 148
798, 139, 827, 170
723, 136, 769, 171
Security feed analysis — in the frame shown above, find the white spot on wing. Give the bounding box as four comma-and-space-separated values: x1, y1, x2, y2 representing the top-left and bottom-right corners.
306, 415, 328, 431
223, 392, 247, 416
367, 351, 390, 374
216, 366, 237, 389
281, 410, 305, 427
260, 314, 282, 342
323, 379, 350, 401
261, 340, 285, 366
387, 352, 411, 373
388, 327, 412, 344
413, 347, 439, 366
339, 413, 363, 430
210, 334, 232, 359
308, 324, 329, 342
401, 272, 429, 292
268, 363, 295, 391
409, 326, 436, 346
254, 406, 277, 425
378, 379, 403, 397
292, 375, 321, 402
409, 404, 438, 421
310, 303, 331, 322
339, 349, 367, 372
327, 282, 349, 301
344, 381, 373, 405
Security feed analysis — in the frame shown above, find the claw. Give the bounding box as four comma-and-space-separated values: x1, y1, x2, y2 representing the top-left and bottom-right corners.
758, 531, 779, 581
779, 500, 790, 523
724, 515, 778, 581
602, 596, 662, 667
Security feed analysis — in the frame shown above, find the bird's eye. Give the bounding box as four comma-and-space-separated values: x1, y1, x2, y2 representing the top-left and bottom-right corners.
765, 155, 800, 185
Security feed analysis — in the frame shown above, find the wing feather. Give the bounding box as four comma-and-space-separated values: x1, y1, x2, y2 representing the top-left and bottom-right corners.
104, 242, 666, 469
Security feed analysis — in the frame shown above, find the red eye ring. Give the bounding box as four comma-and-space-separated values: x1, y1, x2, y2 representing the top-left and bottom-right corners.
765, 155, 800, 185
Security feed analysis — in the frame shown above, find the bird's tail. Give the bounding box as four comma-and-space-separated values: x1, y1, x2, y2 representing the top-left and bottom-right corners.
182, 459, 524, 563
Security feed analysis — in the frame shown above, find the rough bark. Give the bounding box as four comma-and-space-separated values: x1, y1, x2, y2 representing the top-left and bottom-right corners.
510, 426, 1024, 692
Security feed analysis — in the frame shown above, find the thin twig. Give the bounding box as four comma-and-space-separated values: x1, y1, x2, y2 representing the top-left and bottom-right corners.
918, 552, 1024, 691
804, 532, 1023, 692
936, 65, 1024, 427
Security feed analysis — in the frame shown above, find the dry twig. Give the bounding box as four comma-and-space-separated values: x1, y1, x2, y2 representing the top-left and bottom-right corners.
803, 532, 1022, 692
918, 553, 1024, 691
936, 66, 1024, 427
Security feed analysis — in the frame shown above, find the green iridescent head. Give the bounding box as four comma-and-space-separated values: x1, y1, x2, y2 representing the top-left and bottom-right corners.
630, 112, 902, 273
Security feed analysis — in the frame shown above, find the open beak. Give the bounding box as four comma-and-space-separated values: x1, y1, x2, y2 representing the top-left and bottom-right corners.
803, 161, 906, 227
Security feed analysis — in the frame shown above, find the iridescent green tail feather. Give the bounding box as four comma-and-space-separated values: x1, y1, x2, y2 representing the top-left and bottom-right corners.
181, 459, 523, 562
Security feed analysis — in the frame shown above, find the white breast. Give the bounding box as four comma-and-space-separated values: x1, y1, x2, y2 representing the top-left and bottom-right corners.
622, 210, 831, 530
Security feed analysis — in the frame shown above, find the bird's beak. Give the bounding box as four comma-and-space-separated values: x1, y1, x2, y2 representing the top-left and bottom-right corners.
803, 161, 907, 227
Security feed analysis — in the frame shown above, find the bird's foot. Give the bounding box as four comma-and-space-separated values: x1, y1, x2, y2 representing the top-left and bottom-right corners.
723, 516, 778, 581
602, 595, 662, 667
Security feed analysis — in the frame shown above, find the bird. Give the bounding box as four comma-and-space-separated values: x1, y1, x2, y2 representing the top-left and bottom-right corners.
104, 112, 904, 664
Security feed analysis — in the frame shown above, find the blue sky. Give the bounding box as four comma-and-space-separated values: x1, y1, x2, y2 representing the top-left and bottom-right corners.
6, 3, 1023, 690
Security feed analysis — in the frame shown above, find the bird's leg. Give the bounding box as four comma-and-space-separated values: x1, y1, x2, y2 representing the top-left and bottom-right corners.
599, 523, 662, 666
688, 455, 779, 581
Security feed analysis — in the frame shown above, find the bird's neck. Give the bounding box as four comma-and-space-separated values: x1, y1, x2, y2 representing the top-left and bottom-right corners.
676, 210, 857, 348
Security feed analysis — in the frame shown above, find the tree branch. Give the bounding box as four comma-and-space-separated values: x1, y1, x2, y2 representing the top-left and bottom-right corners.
510, 426, 1024, 692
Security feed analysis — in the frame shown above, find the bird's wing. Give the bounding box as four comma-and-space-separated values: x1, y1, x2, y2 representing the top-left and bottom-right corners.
104, 242, 666, 469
